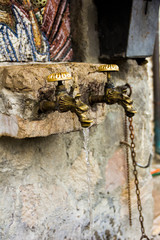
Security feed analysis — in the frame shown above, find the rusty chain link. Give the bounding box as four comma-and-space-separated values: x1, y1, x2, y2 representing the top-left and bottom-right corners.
128, 117, 150, 240
124, 114, 132, 226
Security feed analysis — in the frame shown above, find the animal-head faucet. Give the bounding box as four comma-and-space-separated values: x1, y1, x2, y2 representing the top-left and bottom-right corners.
89, 64, 136, 117
39, 72, 93, 128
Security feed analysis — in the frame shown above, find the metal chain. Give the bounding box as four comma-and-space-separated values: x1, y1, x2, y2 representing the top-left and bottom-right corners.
128, 117, 150, 240
124, 114, 132, 226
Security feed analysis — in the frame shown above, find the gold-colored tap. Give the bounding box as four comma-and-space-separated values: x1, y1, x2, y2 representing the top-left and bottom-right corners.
39, 72, 93, 128
89, 64, 136, 117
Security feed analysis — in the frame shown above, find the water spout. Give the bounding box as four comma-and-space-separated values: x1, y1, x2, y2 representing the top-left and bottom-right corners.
83, 128, 94, 239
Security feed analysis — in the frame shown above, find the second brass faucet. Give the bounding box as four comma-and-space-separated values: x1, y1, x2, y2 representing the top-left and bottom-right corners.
89, 64, 136, 117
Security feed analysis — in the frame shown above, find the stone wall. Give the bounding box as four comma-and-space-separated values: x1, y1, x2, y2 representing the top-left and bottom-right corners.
150, 8, 160, 238
0, 60, 154, 240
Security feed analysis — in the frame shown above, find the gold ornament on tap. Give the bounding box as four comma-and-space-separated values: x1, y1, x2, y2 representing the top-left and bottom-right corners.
47, 72, 72, 82
98, 64, 119, 72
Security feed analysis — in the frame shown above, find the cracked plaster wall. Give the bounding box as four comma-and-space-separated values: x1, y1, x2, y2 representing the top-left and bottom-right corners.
0, 60, 154, 239
0, 0, 155, 239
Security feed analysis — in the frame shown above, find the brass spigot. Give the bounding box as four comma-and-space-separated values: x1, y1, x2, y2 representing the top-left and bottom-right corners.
39, 72, 93, 128
89, 64, 136, 117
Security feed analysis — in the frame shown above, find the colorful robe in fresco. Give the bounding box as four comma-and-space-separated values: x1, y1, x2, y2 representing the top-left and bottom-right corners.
42, 0, 73, 61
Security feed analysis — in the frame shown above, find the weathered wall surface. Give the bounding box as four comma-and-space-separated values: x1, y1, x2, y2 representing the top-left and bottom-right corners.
151, 9, 160, 238
0, 60, 153, 239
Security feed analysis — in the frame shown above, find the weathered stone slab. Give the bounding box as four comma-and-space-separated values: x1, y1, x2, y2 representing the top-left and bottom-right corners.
0, 61, 152, 138
0, 63, 107, 138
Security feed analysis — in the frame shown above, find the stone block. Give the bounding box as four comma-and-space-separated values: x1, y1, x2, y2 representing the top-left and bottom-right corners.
0, 63, 107, 138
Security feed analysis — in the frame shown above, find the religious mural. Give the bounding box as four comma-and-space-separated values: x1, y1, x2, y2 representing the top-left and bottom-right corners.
0, 0, 73, 62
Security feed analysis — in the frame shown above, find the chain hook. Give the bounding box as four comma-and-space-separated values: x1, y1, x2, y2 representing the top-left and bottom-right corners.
136, 154, 152, 169
124, 83, 132, 97
120, 141, 152, 169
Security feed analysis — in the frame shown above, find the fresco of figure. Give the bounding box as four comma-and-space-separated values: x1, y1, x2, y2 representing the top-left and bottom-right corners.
0, 0, 72, 62
0, 0, 51, 61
